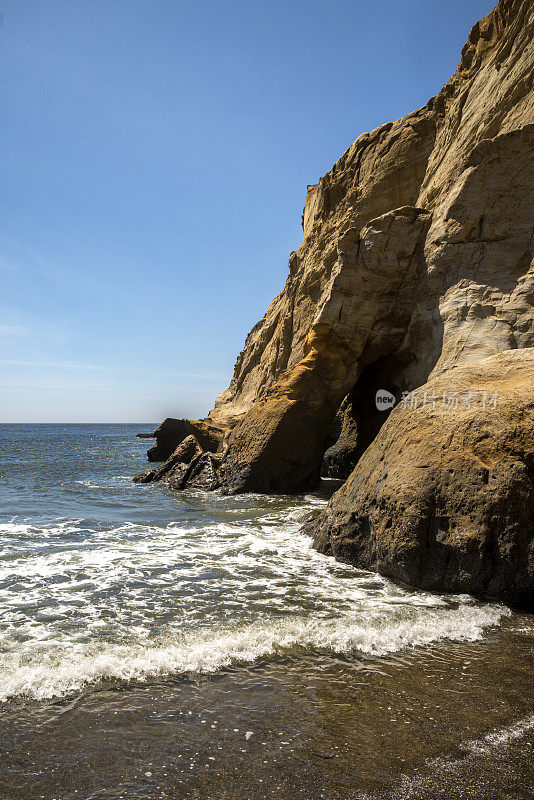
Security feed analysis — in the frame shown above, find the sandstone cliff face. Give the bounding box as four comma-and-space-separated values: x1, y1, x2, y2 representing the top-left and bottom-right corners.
306, 350, 534, 610
205, 0, 534, 493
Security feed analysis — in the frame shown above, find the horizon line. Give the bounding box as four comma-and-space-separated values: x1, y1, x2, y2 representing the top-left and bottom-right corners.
0, 421, 160, 425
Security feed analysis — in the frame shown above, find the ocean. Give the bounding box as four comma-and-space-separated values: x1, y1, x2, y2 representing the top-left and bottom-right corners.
0, 423, 532, 799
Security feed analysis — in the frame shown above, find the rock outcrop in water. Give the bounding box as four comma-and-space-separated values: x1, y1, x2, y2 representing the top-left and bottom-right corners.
137, 0, 534, 606
138, 417, 224, 462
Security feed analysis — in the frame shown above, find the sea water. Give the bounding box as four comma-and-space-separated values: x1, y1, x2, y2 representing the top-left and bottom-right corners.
0, 424, 532, 799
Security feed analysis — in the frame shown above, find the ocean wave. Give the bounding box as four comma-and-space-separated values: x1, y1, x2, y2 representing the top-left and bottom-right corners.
0, 603, 508, 701
0, 506, 516, 704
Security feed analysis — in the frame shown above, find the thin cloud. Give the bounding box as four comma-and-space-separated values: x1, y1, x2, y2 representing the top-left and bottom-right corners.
0, 358, 227, 381
0, 324, 29, 336
0, 358, 99, 369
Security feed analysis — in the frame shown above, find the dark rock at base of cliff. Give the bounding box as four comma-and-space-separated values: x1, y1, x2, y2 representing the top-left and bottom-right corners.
132, 469, 157, 484
134, 435, 202, 485
145, 417, 224, 462
186, 453, 223, 491
133, 435, 223, 491
157, 435, 204, 483
306, 351, 534, 610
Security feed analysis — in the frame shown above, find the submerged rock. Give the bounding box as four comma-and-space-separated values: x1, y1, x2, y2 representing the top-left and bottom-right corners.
305, 351, 534, 609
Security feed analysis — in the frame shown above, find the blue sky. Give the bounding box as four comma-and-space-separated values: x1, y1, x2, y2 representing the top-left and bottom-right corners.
1, 0, 494, 422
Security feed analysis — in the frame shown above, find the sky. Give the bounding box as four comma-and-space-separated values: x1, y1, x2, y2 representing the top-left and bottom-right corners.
1, 0, 495, 422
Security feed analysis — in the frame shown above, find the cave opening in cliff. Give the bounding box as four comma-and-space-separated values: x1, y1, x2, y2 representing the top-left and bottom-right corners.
321, 355, 406, 481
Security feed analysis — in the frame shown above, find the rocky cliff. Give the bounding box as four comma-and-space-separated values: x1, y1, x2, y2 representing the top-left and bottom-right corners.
209, 0, 533, 493
137, 0, 534, 606
306, 350, 534, 610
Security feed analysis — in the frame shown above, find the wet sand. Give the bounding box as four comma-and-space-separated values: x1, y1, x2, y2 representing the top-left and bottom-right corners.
1, 614, 532, 800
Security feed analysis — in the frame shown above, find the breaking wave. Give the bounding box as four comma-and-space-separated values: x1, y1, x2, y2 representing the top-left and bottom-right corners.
0, 505, 509, 701
0, 603, 508, 701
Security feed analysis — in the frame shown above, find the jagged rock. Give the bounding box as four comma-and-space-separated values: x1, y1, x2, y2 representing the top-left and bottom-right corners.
211, 0, 533, 493
144, 417, 224, 462
132, 469, 157, 484
155, 435, 204, 484
186, 453, 223, 491
134, 436, 223, 491
134, 435, 204, 486
165, 435, 204, 468
305, 350, 534, 609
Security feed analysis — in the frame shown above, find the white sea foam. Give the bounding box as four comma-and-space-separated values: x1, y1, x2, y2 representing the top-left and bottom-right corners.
0, 603, 508, 701
0, 503, 513, 701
